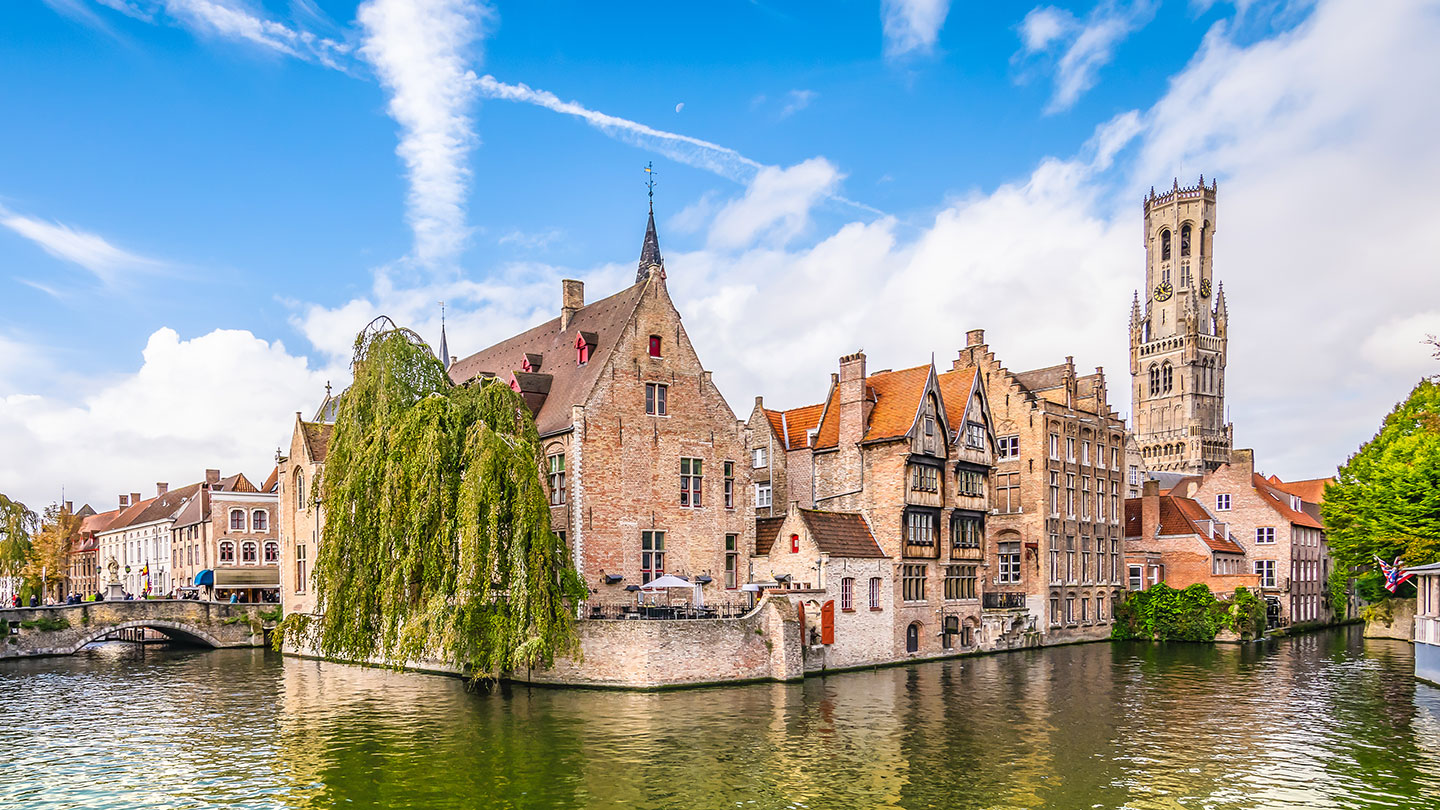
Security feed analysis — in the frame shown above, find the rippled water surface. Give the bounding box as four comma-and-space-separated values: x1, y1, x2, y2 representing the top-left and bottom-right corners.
3, 627, 1440, 809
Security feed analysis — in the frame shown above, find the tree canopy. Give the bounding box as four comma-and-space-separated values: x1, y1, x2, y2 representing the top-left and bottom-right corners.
1323, 379, 1440, 578
0, 493, 37, 591
286, 318, 586, 680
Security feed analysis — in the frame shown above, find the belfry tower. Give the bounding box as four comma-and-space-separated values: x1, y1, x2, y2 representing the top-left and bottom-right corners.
1129, 177, 1232, 473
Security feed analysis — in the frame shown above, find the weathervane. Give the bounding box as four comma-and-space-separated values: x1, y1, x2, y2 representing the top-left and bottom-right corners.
644, 161, 657, 210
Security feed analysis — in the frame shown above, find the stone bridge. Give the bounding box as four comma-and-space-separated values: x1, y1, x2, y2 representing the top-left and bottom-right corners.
0, 600, 272, 659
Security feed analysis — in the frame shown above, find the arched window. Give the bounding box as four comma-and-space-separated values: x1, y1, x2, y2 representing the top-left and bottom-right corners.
1160, 229, 1171, 261
1162, 363, 1174, 393
229, 509, 246, 531
263, 541, 279, 564
1148, 364, 1159, 397
906, 622, 920, 653
294, 470, 305, 508
241, 542, 258, 564
1180, 223, 1192, 257
252, 509, 268, 532
219, 541, 235, 564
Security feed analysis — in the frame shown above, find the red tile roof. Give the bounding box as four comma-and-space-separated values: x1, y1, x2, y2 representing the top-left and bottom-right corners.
1126, 494, 1246, 554
1252, 474, 1324, 529
448, 281, 647, 436
936, 367, 979, 433
810, 364, 982, 451
764, 403, 826, 450
1265, 475, 1333, 505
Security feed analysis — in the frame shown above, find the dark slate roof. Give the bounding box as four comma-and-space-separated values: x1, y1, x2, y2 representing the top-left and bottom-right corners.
755, 516, 786, 556
447, 281, 647, 436
1013, 364, 1067, 394
798, 509, 886, 558
637, 207, 663, 283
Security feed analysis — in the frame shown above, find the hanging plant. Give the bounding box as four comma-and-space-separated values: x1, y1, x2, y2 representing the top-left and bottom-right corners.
281, 317, 585, 680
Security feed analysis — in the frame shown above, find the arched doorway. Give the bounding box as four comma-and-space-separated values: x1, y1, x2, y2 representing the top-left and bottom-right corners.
906, 622, 920, 653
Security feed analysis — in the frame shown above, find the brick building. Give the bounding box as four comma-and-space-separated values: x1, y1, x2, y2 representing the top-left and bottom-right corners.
1123, 480, 1260, 594
749, 351, 1021, 662
1165, 449, 1332, 625
447, 208, 753, 607
169, 470, 279, 600
277, 396, 333, 617
951, 329, 1128, 641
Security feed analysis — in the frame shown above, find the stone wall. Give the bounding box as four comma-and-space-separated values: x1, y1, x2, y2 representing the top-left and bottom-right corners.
1364, 598, 1416, 641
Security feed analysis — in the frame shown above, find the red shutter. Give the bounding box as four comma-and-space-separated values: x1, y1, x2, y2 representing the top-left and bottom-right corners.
791, 534, 799, 554
821, 600, 835, 645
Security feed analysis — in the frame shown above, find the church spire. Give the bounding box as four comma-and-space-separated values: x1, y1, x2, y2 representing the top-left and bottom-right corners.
438, 301, 452, 371
637, 162, 664, 284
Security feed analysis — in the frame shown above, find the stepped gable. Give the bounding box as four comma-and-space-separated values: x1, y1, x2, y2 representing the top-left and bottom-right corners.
447, 281, 647, 436
798, 509, 885, 558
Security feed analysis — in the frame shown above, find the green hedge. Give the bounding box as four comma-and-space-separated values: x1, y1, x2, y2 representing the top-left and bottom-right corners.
1112, 583, 1266, 642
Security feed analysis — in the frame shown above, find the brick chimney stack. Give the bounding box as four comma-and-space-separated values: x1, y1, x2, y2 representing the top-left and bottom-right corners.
561, 279, 584, 331
130, 492, 141, 506
836, 351, 868, 494
954, 328, 988, 370
205, 469, 221, 485
156, 482, 168, 496
119, 494, 129, 508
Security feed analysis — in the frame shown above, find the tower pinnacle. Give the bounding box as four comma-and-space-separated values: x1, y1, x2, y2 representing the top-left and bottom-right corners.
637, 163, 664, 284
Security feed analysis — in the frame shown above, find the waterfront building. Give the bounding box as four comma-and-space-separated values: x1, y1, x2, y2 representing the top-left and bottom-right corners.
95, 486, 190, 596
169, 470, 279, 599
1412, 563, 1440, 686
1162, 449, 1332, 625
748, 351, 1016, 663
277, 394, 335, 617
950, 329, 1128, 641
446, 208, 753, 606
1123, 479, 1260, 593
1129, 177, 1233, 474
69, 504, 111, 596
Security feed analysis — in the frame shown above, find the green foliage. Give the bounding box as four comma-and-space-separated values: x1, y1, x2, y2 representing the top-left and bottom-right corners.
296, 319, 586, 681
1113, 584, 1266, 642
19, 617, 69, 631
258, 606, 283, 624
0, 493, 37, 585
0, 619, 8, 636
1323, 380, 1440, 582
1326, 569, 1350, 621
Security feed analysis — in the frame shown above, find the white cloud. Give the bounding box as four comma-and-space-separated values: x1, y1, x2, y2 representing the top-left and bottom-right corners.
0, 328, 328, 510
881, 0, 952, 59
706, 159, 843, 250
358, 0, 489, 269
779, 89, 816, 118
66, 0, 353, 66
1017, 1, 1157, 113
0, 208, 163, 286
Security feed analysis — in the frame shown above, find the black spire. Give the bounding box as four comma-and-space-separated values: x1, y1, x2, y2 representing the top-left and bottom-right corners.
637, 163, 663, 283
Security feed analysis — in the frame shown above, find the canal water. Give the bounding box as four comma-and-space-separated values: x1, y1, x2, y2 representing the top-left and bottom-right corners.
3, 626, 1439, 809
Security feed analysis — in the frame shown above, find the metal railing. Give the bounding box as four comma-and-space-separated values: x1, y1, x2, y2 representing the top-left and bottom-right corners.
983, 592, 1027, 610
580, 601, 751, 621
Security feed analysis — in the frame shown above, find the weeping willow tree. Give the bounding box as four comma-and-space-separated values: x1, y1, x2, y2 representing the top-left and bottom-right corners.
284, 318, 586, 680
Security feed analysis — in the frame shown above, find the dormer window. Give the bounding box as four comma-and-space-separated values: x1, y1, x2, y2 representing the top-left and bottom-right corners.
576, 332, 597, 365
649, 335, 662, 358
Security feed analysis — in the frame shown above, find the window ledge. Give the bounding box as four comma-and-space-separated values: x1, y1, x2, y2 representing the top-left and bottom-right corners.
841, 608, 856, 613
869, 607, 884, 612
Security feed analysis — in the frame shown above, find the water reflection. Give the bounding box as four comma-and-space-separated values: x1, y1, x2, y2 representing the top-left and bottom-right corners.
2, 628, 1438, 809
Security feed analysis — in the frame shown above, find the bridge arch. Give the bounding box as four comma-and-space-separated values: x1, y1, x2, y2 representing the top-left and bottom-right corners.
68, 619, 229, 655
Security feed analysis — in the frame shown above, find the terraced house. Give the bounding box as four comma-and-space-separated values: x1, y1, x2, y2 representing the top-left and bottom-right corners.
950, 329, 1128, 642
750, 349, 1020, 666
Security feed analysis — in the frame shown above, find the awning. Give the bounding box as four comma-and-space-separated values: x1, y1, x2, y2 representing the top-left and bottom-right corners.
741, 582, 778, 592
639, 575, 693, 591
213, 566, 280, 588
193, 569, 214, 587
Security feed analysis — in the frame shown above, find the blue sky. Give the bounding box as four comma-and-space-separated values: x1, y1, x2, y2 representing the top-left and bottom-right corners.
3, 0, 1439, 509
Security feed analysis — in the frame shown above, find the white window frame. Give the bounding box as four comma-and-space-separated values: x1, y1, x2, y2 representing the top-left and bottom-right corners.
1255, 559, 1276, 588
755, 482, 772, 509
1255, 526, 1276, 545
752, 447, 768, 469
1216, 493, 1232, 511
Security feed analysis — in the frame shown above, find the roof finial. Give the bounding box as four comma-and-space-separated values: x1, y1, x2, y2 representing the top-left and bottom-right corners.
438, 301, 452, 370
325, 380, 332, 398
645, 161, 657, 213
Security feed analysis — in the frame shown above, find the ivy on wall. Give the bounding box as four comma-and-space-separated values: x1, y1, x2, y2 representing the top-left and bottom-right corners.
1112, 583, 1267, 642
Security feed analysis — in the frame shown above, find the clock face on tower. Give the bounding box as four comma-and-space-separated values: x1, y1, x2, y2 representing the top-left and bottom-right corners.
1200, 278, 1212, 298
1153, 281, 1173, 302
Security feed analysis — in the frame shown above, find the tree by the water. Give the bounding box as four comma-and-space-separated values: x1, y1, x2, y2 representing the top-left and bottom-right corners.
283, 318, 586, 680
0, 493, 37, 601
1323, 379, 1440, 596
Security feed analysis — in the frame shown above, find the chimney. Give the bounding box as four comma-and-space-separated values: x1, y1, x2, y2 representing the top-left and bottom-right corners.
966, 329, 985, 347
119, 494, 129, 508
156, 482, 168, 496
561, 279, 584, 331
1142, 479, 1159, 497
205, 469, 221, 485
954, 328, 989, 370
64, 500, 73, 514
130, 492, 142, 507
837, 352, 867, 491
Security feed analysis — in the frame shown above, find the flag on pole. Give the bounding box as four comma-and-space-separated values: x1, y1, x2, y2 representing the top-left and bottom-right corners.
1375, 556, 1414, 593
